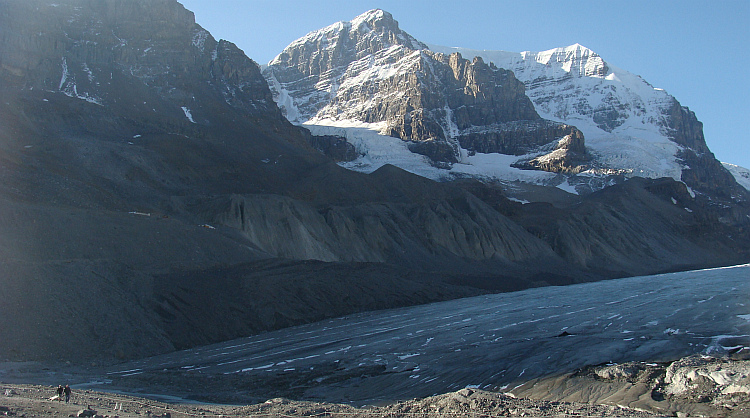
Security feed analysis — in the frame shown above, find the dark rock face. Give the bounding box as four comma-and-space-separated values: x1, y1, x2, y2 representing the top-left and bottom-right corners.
0, 0, 285, 127
661, 100, 749, 204
385, 53, 541, 147
441, 55, 540, 127
458, 120, 582, 155
506, 177, 750, 277
665, 99, 710, 154
265, 11, 585, 169
307, 134, 358, 162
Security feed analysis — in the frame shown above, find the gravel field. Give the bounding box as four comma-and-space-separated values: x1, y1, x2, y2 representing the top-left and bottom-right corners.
0, 382, 659, 418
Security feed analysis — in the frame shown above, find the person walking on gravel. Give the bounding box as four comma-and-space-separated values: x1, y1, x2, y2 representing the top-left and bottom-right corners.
56, 385, 63, 401
63, 385, 71, 403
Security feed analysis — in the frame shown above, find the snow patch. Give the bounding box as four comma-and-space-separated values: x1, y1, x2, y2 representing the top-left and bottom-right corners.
192, 29, 209, 52
305, 119, 557, 185
556, 179, 579, 195
59, 57, 69, 90
82, 62, 94, 82
723, 162, 750, 192
181, 106, 196, 123
58, 57, 102, 105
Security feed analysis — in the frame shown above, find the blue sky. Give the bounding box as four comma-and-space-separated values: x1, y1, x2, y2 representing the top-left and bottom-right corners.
179, 0, 750, 169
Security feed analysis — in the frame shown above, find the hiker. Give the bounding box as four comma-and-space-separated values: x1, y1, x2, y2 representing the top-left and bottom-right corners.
56, 385, 64, 401
63, 384, 71, 403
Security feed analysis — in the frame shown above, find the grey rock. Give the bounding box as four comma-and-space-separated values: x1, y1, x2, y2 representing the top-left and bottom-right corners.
0, 0, 285, 128
512, 127, 589, 174
595, 364, 645, 380
75, 409, 96, 418
306, 134, 358, 162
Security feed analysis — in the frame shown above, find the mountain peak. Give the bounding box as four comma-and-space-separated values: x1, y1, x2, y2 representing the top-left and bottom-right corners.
525, 43, 608, 78
350, 9, 391, 27
346, 9, 405, 42
565, 43, 594, 53
268, 9, 425, 73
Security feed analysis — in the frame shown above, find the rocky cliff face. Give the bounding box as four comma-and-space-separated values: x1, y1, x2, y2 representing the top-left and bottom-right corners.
0, 0, 281, 123
264, 10, 585, 170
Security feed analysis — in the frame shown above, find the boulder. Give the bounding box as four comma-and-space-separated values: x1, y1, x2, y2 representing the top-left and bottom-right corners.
595, 363, 644, 380
76, 408, 97, 418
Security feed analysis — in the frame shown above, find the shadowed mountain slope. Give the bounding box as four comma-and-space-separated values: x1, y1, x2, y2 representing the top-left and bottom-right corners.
0, 1, 748, 362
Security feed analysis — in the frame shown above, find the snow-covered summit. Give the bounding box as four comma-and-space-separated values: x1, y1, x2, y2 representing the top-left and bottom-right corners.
349, 9, 390, 31
265, 9, 433, 126
526, 43, 609, 78
268, 9, 426, 70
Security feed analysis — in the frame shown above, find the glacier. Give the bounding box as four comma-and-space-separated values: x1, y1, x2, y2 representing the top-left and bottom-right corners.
102, 263, 750, 405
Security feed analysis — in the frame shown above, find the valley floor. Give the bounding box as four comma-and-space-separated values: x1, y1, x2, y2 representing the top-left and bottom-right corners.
3, 266, 749, 417
0, 381, 658, 418
2, 355, 750, 417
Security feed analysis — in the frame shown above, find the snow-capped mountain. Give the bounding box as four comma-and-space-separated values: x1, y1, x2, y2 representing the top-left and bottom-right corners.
429, 44, 692, 181
265, 9, 746, 201
265, 10, 588, 185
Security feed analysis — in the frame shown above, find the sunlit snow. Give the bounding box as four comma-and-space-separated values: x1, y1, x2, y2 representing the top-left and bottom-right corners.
723, 162, 750, 191
306, 119, 557, 185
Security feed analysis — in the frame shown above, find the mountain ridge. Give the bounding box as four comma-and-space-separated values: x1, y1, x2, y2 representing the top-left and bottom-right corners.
0, 1, 748, 363
265, 13, 589, 176
266, 9, 748, 203
429, 42, 748, 203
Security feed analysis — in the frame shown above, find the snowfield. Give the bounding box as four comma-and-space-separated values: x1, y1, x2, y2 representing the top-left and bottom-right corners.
305, 120, 558, 185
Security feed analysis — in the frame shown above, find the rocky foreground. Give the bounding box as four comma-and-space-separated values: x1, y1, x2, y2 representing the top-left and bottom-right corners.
2, 355, 749, 417
0, 383, 655, 418
513, 355, 750, 418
